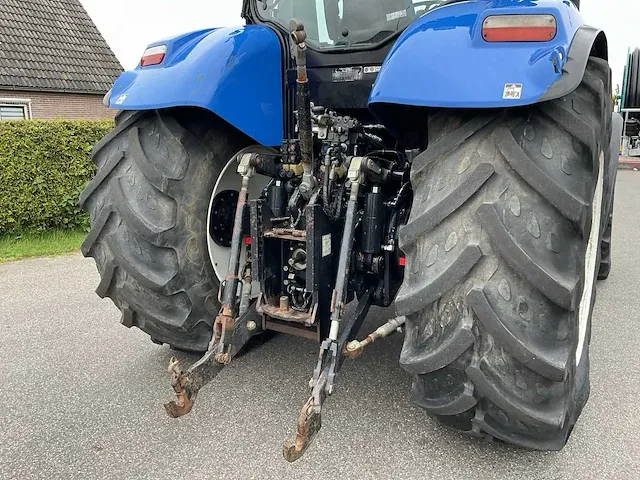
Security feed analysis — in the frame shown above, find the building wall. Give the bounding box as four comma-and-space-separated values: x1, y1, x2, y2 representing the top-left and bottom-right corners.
0, 89, 115, 120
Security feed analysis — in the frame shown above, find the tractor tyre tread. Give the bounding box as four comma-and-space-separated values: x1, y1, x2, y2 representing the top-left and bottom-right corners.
396, 58, 612, 450
597, 214, 613, 280
80, 109, 245, 351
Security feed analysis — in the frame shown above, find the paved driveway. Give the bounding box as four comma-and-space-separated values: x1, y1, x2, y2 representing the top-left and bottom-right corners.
2, 171, 640, 480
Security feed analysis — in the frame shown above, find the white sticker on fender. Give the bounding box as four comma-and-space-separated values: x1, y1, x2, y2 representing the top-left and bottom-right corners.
503, 83, 523, 99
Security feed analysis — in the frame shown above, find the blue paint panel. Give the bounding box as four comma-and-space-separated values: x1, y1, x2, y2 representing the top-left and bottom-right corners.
369, 0, 585, 109
109, 26, 284, 146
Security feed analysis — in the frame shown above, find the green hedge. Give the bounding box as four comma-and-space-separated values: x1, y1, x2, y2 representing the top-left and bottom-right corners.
0, 119, 114, 234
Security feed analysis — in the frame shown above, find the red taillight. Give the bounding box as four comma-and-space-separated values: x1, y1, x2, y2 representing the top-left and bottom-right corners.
398, 256, 406, 267
243, 236, 252, 245
140, 45, 167, 67
482, 15, 557, 42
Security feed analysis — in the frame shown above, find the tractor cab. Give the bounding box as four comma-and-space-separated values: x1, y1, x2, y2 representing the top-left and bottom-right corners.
242, 0, 446, 132
250, 0, 428, 49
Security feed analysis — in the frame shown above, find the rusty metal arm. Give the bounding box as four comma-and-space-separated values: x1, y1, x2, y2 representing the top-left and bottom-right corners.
283, 155, 373, 462
283, 286, 374, 462
164, 305, 262, 418
165, 152, 261, 418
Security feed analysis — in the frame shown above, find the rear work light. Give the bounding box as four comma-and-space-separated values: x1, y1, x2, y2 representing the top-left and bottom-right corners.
482, 15, 557, 42
140, 45, 167, 67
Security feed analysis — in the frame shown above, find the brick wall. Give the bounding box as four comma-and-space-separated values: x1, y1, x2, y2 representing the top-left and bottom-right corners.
0, 89, 115, 120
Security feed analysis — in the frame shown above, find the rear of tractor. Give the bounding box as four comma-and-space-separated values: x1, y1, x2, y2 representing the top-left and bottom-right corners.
80, 0, 622, 459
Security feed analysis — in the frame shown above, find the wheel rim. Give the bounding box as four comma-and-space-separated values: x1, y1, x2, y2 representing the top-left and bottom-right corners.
207, 153, 270, 282
575, 151, 605, 365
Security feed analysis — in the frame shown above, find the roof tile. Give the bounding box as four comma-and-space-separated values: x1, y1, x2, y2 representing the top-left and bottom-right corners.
0, 0, 122, 93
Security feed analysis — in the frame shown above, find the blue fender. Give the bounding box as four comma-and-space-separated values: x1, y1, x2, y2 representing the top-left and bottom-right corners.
369, 0, 599, 111
108, 26, 284, 147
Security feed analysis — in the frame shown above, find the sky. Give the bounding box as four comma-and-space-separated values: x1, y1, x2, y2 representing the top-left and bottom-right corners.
81, 0, 639, 90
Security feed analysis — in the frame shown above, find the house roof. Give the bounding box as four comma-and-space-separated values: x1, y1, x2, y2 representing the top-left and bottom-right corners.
0, 0, 122, 94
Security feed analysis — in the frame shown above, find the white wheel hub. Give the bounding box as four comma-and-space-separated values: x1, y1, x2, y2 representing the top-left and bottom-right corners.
207, 154, 270, 283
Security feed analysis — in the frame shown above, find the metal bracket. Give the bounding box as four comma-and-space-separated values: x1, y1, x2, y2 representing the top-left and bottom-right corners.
237, 152, 256, 178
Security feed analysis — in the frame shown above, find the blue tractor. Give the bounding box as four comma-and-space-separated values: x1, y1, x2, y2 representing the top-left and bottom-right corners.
80, 0, 622, 459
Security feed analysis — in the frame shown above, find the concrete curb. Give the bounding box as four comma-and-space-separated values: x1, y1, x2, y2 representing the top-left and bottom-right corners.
619, 156, 640, 170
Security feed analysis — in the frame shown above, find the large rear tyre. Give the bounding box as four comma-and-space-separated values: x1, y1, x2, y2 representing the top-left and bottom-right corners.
80, 109, 247, 351
396, 58, 613, 450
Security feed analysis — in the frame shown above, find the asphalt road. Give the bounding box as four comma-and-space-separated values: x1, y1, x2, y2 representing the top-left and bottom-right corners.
2, 171, 640, 480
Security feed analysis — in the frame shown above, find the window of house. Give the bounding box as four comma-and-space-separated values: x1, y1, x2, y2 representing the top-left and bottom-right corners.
0, 101, 31, 121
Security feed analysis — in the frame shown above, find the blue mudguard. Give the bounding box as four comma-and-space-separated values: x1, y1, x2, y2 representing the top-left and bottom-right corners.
369, 0, 603, 110
108, 26, 284, 146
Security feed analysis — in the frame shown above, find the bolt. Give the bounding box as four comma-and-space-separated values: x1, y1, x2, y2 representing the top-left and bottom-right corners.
346, 341, 359, 352
247, 320, 257, 331
345, 341, 363, 359
215, 353, 231, 365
